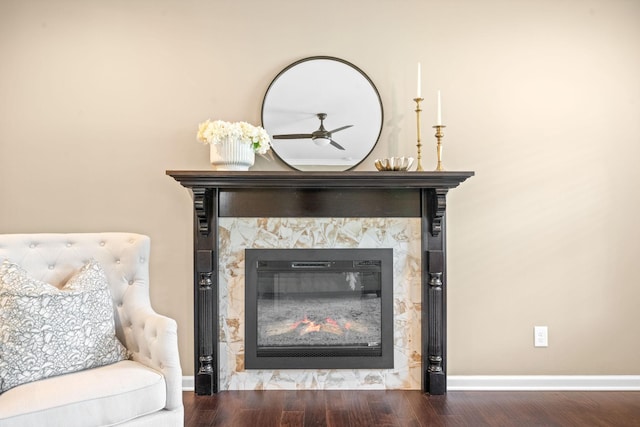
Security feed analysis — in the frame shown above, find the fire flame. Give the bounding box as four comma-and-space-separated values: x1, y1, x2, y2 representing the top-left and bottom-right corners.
289, 315, 346, 336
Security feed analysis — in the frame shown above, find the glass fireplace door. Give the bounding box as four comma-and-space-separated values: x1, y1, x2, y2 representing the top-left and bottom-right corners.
245, 248, 393, 370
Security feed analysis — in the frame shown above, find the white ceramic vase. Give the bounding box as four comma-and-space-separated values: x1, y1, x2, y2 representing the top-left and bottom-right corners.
209, 137, 255, 171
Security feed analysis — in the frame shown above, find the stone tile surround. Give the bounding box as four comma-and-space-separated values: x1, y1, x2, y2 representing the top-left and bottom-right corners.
217, 217, 422, 390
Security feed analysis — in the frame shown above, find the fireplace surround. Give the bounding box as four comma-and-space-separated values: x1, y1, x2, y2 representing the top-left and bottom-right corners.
167, 170, 473, 395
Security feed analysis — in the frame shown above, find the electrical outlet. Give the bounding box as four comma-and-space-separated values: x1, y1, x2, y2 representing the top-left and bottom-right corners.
534, 326, 548, 347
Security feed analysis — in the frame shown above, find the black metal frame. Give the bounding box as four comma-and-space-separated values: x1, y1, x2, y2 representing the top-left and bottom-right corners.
244, 248, 394, 370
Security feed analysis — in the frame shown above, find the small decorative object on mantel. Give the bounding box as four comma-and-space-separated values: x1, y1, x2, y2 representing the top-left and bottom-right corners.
374, 156, 414, 171
433, 90, 446, 171
433, 124, 446, 171
413, 63, 424, 171
196, 120, 271, 171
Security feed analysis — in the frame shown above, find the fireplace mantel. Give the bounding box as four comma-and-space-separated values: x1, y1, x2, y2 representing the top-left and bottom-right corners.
167, 170, 473, 395
167, 170, 472, 189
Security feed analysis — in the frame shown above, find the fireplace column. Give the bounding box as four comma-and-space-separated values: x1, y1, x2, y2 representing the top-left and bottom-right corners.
192, 187, 219, 394
422, 188, 448, 395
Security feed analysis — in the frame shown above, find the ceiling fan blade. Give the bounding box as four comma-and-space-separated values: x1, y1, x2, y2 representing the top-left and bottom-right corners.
328, 124, 353, 134
272, 133, 313, 139
329, 139, 346, 150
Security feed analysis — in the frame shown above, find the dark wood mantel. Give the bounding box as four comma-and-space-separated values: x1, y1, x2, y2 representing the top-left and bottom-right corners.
167, 170, 474, 395
167, 170, 473, 189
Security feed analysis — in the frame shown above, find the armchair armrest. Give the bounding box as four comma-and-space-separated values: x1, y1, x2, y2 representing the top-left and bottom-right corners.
125, 308, 183, 411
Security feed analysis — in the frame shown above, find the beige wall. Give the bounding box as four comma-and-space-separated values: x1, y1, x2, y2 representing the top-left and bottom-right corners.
2, 0, 639, 376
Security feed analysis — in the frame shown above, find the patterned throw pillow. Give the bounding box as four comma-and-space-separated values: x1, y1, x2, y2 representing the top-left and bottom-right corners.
0, 259, 130, 393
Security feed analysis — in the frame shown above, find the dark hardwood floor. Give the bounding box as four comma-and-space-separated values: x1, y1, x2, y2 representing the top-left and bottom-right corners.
183, 390, 640, 427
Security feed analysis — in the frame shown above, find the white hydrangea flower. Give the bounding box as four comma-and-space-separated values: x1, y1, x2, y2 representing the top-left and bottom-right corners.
196, 119, 272, 154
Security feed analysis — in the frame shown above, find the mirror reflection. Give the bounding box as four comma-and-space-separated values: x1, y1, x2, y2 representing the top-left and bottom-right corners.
261, 57, 383, 171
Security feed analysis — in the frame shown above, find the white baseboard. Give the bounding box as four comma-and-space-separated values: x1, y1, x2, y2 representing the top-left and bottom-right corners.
181, 375, 640, 392
182, 376, 194, 391
447, 375, 640, 391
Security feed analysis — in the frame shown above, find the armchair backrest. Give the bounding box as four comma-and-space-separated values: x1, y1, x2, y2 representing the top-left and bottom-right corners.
0, 232, 152, 345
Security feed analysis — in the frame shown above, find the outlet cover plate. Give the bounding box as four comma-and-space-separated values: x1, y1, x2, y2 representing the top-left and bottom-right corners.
534, 326, 548, 347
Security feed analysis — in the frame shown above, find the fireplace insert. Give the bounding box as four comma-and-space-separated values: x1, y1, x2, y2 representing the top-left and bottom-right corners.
245, 248, 393, 369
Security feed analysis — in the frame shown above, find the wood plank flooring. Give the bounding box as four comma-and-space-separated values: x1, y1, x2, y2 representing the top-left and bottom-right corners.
183, 390, 640, 427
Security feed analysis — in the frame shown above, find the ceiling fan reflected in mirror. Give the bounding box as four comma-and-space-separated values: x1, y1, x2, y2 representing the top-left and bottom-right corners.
271, 113, 353, 151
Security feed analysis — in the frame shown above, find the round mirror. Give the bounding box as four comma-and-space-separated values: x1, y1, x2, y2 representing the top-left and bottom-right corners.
261, 56, 383, 171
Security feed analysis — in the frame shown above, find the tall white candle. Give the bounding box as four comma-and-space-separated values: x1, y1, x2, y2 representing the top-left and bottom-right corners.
436, 90, 442, 125
417, 63, 422, 98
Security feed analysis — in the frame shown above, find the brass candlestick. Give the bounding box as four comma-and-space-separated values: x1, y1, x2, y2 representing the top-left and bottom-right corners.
413, 97, 424, 171
433, 125, 446, 171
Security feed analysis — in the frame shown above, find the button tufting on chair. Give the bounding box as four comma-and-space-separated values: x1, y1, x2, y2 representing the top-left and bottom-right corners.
0, 232, 183, 425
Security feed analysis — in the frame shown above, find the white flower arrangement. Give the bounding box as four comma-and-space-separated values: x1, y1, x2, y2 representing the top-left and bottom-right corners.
197, 120, 271, 155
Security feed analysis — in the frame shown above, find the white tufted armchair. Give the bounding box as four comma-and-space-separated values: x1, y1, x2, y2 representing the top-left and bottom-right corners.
0, 233, 183, 427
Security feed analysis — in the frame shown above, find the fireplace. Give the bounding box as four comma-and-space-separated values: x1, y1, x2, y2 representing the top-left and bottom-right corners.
245, 248, 394, 370
167, 170, 474, 395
